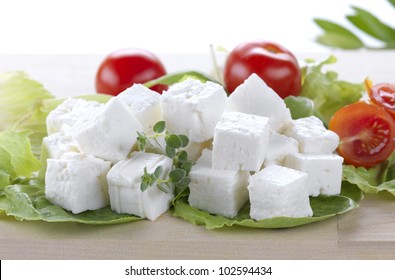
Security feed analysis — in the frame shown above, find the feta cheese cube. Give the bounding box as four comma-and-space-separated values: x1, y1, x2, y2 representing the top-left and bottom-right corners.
286, 116, 339, 154
70, 98, 143, 163
39, 132, 80, 179
45, 153, 111, 214
227, 73, 292, 132
161, 78, 228, 142
42, 132, 79, 160
46, 98, 102, 135
248, 164, 313, 220
188, 149, 250, 218
107, 152, 173, 221
117, 84, 162, 132
284, 153, 344, 196
212, 111, 270, 172
181, 140, 205, 162
264, 132, 299, 166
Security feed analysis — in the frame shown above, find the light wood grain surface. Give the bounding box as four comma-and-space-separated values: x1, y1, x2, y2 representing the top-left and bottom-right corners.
1, 193, 395, 259
1, 52, 395, 260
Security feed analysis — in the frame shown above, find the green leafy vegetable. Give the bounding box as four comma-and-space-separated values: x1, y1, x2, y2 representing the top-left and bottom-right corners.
0, 71, 54, 157
143, 70, 215, 89
0, 129, 41, 188
172, 182, 362, 230
314, 2, 395, 49
284, 96, 315, 119
347, 6, 395, 45
300, 55, 364, 125
343, 152, 395, 195
0, 71, 54, 131
0, 179, 141, 224
314, 19, 365, 49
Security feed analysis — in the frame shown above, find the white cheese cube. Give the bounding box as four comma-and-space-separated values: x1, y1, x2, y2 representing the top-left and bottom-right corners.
117, 84, 162, 132
284, 153, 344, 196
46, 98, 102, 135
212, 111, 270, 172
45, 153, 111, 214
188, 149, 250, 218
248, 164, 313, 220
42, 132, 79, 159
264, 132, 299, 166
286, 116, 339, 154
70, 98, 143, 163
107, 152, 173, 221
181, 140, 205, 162
39, 132, 80, 178
161, 78, 228, 142
227, 73, 292, 132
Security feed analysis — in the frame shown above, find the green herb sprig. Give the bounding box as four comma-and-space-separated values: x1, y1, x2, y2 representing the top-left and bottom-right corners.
137, 121, 192, 195
314, 0, 395, 50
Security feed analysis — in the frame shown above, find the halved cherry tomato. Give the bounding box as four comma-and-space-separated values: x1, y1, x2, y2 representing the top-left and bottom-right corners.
329, 101, 395, 168
95, 48, 167, 96
365, 79, 395, 119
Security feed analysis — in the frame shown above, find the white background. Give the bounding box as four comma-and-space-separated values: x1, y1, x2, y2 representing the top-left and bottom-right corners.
2, 260, 395, 280
0, 0, 394, 54
0, 0, 394, 97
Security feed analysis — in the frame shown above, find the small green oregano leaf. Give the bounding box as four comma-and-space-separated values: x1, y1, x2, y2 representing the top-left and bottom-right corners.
154, 165, 163, 178
178, 135, 189, 148
166, 146, 176, 158
166, 134, 182, 149
153, 121, 166, 133
177, 150, 188, 163
169, 169, 186, 184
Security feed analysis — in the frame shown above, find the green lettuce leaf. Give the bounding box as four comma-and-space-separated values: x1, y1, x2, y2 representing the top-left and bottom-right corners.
0, 71, 54, 132
172, 182, 362, 230
0, 71, 54, 158
300, 55, 364, 125
0, 179, 141, 224
0, 170, 11, 189
144, 70, 216, 89
342, 152, 395, 195
0, 129, 41, 188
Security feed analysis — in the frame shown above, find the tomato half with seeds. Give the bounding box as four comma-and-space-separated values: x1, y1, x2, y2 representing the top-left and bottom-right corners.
329, 101, 395, 168
366, 79, 395, 119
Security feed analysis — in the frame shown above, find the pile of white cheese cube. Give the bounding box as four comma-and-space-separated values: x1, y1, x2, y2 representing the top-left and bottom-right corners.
43, 73, 343, 222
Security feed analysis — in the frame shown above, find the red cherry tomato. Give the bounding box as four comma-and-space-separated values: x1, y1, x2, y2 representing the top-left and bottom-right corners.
95, 48, 167, 96
223, 41, 302, 98
365, 79, 395, 119
329, 101, 395, 168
